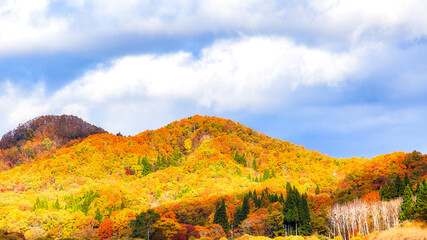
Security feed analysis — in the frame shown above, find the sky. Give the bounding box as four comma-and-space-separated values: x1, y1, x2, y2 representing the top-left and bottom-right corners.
1, 0, 427, 158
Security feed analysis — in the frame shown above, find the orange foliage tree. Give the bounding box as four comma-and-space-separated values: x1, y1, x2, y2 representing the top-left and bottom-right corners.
98, 218, 114, 240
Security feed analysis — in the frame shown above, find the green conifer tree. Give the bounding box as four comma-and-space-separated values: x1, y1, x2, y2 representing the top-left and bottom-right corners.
404, 173, 412, 190
299, 194, 312, 236
263, 169, 270, 181
95, 207, 103, 223
395, 175, 404, 197
241, 195, 249, 219
279, 193, 285, 203
252, 158, 258, 172
414, 183, 427, 220
233, 206, 243, 226
260, 191, 270, 208
400, 185, 415, 221
284, 186, 300, 235
141, 156, 154, 176
53, 198, 60, 209
213, 200, 229, 233
315, 185, 320, 195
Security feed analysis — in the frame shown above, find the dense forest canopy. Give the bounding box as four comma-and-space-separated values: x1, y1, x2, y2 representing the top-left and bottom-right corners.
0, 115, 106, 170
0, 115, 425, 240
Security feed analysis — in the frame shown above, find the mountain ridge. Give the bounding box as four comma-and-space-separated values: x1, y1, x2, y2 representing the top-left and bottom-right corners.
0, 114, 425, 239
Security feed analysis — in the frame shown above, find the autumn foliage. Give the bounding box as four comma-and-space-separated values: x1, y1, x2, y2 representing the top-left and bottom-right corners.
0, 115, 425, 240
98, 218, 113, 239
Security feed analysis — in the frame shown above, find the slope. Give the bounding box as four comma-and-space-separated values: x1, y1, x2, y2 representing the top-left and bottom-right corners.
0, 115, 425, 239
0, 115, 106, 170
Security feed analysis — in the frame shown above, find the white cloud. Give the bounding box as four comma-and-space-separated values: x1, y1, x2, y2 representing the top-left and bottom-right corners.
0, 81, 50, 128
306, 0, 427, 43
52, 36, 362, 111
0, 36, 364, 135
0, 0, 69, 55
1, 0, 427, 55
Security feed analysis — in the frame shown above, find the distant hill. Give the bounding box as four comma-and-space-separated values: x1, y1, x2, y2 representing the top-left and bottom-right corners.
0, 115, 106, 169
0, 115, 425, 240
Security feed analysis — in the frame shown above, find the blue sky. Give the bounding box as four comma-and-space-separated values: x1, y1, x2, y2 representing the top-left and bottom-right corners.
1, 0, 427, 158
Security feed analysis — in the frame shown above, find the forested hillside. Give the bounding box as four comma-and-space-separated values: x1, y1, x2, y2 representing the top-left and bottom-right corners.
0, 115, 425, 240
0, 115, 106, 170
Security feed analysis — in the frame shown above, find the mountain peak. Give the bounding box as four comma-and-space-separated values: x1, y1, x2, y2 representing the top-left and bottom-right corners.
0, 115, 106, 149
0, 115, 106, 169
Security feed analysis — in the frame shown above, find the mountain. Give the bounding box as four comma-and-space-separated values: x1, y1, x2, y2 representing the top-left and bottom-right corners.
0, 115, 425, 240
0, 115, 106, 170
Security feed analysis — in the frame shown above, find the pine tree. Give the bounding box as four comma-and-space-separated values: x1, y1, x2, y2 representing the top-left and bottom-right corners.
233, 206, 243, 226
33, 197, 41, 211
260, 191, 270, 208
53, 198, 60, 209
279, 193, 285, 203
400, 185, 415, 221
213, 200, 229, 233
234, 196, 250, 227
241, 195, 249, 219
271, 169, 276, 178
404, 173, 412, 190
380, 182, 393, 201
291, 206, 299, 235
284, 186, 300, 235
286, 182, 292, 192
414, 183, 427, 220
299, 194, 312, 236
263, 169, 270, 181
252, 159, 258, 172
254, 195, 261, 208
95, 207, 103, 223
141, 156, 154, 176
395, 175, 404, 197
130, 209, 160, 240
315, 185, 320, 195
232, 151, 247, 166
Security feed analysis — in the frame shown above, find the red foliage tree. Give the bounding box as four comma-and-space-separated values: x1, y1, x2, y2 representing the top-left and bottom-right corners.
98, 218, 114, 240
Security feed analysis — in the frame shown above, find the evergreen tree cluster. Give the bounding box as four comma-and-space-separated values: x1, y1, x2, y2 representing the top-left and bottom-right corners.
105, 201, 126, 218
380, 174, 413, 200
213, 199, 229, 233
32, 197, 49, 211
414, 181, 427, 220
154, 149, 182, 170
234, 195, 250, 227
138, 156, 154, 176
400, 179, 427, 221
283, 183, 312, 236
400, 185, 415, 221
234, 189, 285, 227
95, 207, 103, 223
130, 209, 161, 240
252, 158, 258, 172
65, 190, 100, 215
247, 189, 284, 209
251, 169, 277, 182
232, 151, 247, 166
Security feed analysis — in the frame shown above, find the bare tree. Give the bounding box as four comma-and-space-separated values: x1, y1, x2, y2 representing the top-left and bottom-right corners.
330, 197, 403, 240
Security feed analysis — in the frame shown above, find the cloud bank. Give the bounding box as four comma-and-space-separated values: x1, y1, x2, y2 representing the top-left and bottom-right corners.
1, 0, 427, 55
0, 36, 364, 133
